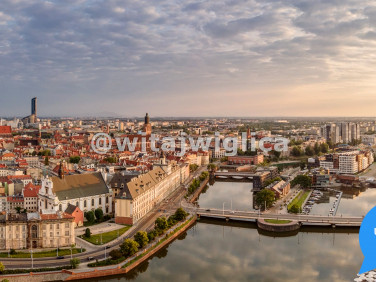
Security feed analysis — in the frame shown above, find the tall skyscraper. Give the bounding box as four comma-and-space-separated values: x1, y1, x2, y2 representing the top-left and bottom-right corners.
31, 97, 37, 116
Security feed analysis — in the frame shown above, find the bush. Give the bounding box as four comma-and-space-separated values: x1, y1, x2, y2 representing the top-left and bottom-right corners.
134, 231, 149, 248
289, 204, 301, 214
95, 208, 104, 221
109, 249, 123, 260
9, 249, 16, 255
147, 230, 157, 242
85, 228, 91, 238
85, 211, 95, 223
0, 262, 4, 273
70, 258, 80, 269
174, 208, 188, 221
120, 239, 139, 258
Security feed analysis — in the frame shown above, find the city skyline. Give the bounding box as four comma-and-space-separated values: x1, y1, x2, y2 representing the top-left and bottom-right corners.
2, 0, 376, 117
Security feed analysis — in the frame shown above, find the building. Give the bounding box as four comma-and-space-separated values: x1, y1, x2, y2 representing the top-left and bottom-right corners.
38, 171, 113, 216
0, 126, 12, 138
143, 113, 152, 135
115, 162, 189, 225
228, 155, 264, 165
339, 154, 358, 174
266, 180, 290, 198
23, 183, 41, 212
64, 204, 84, 227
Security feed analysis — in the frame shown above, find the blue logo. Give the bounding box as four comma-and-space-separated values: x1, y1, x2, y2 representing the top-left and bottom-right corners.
359, 206, 376, 274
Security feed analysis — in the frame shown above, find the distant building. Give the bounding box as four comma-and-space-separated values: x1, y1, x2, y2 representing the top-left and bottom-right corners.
65, 204, 84, 227
143, 113, 152, 135
228, 155, 264, 165
266, 180, 290, 198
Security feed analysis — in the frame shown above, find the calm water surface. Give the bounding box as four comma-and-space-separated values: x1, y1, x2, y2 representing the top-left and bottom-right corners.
97, 182, 373, 282
101, 221, 361, 282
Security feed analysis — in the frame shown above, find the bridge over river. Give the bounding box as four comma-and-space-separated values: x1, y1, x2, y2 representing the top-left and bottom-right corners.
195, 208, 363, 227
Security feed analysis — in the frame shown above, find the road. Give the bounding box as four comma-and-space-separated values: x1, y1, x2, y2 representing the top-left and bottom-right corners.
195, 208, 363, 226
1, 167, 205, 269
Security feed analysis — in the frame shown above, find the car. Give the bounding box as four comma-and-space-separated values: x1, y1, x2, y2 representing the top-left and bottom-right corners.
230, 211, 235, 214
87, 256, 94, 261
56, 256, 65, 259
105, 246, 111, 249
205, 209, 211, 212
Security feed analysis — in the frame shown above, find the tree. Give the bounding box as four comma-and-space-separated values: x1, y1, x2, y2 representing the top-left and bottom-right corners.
109, 249, 123, 260
174, 208, 188, 221
134, 231, 149, 248
189, 164, 198, 172
207, 163, 217, 172
70, 258, 80, 269
300, 160, 306, 170
320, 143, 329, 153
15, 207, 22, 214
120, 239, 139, 257
85, 211, 95, 223
291, 175, 312, 188
69, 156, 80, 164
147, 230, 157, 242
0, 262, 4, 273
289, 204, 301, 214
104, 157, 117, 163
155, 217, 168, 231
44, 156, 49, 166
255, 189, 275, 210
199, 171, 209, 181
305, 146, 314, 156
263, 177, 282, 188
85, 228, 91, 238
271, 150, 281, 160
291, 146, 303, 157
94, 208, 104, 221
314, 143, 320, 155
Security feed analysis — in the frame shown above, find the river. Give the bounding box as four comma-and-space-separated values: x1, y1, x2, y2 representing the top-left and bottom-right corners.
98, 181, 368, 281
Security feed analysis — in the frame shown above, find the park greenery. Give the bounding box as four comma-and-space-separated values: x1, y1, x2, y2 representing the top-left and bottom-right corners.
84, 208, 110, 226
88, 208, 189, 267
291, 175, 312, 188
81, 226, 131, 245
290, 142, 330, 157
187, 171, 209, 196
255, 189, 275, 210
69, 156, 81, 164
264, 219, 292, 224
287, 190, 311, 214
0, 248, 85, 258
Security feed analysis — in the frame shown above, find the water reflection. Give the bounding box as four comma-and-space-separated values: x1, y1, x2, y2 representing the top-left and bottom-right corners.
99, 220, 361, 282
196, 181, 254, 211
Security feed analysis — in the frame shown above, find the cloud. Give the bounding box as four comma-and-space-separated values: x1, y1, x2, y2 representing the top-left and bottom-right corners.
1, 0, 376, 116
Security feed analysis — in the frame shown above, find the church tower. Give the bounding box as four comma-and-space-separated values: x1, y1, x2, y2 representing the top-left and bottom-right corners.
143, 113, 152, 135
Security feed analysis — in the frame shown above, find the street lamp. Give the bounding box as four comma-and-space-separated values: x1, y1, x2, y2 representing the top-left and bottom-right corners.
31, 249, 33, 269
223, 202, 226, 215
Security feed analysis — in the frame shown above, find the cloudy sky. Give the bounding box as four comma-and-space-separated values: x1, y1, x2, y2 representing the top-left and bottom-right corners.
1, 0, 376, 117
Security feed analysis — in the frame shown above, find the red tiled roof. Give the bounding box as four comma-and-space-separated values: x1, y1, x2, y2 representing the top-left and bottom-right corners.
23, 183, 41, 197
0, 126, 11, 134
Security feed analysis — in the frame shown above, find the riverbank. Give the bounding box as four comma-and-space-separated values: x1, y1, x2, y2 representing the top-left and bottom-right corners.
0, 216, 196, 281
189, 177, 209, 203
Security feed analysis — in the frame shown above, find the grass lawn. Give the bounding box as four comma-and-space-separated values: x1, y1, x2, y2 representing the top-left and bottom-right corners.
81, 225, 131, 245
265, 219, 292, 224
0, 248, 85, 258
288, 190, 310, 211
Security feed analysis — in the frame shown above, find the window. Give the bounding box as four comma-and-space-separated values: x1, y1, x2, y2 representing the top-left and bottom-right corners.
91, 199, 94, 206
65, 231, 69, 236
76, 201, 79, 207
106, 196, 109, 204
50, 232, 53, 237
59, 204, 62, 211
65, 223, 69, 228
56, 224, 60, 230
84, 200, 87, 208
99, 198, 102, 205
31, 225, 38, 239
